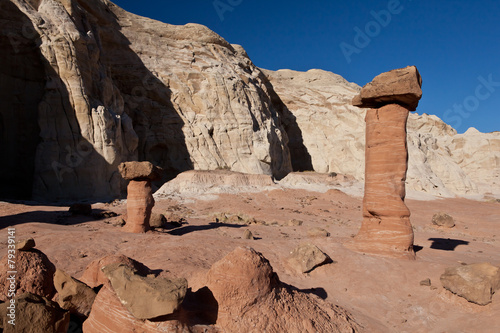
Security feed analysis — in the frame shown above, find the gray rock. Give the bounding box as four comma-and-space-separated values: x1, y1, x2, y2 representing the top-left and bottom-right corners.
287, 243, 331, 273
149, 213, 167, 228
118, 161, 162, 181
440, 262, 500, 305
432, 212, 455, 228
420, 278, 431, 286
243, 229, 254, 240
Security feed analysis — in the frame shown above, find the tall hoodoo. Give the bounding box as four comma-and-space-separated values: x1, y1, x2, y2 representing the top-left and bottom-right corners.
347, 66, 422, 259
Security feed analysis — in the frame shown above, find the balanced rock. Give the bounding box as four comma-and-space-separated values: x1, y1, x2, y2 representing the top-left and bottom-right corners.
118, 161, 162, 181
15, 238, 35, 251
0, 249, 55, 301
440, 263, 500, 305
287, 243, 332, 273
53, 269, 97, 318
432, 212, 455, 228
204, 247, 360, 332
347, 67, 422, 259
352, 66, 422, 111
0, 293, 70, 333
102, 263, 187, 319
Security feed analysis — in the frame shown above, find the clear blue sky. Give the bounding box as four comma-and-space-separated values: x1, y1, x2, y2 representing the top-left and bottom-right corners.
112, 0, 500, 134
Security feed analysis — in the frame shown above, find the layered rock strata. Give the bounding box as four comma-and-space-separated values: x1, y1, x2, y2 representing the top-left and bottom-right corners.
346, 66, 422, 259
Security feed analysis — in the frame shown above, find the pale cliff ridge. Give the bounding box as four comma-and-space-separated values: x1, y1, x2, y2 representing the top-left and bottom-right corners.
264, 68, 500, 198
1, 0, 291, 201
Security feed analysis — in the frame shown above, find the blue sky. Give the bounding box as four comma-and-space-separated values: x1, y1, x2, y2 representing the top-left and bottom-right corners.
112, 0, 500, 133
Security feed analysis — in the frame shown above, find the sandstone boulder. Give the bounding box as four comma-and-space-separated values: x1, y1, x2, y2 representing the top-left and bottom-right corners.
79, 254, 153, 288
352, 66, 422, 111
0, 293, 70, 333
287, 243, 332, 273
149, 213, 167, 228
440, 263, 500, 305
102, 263, 187, 319
432, 212, 455, 228
118, 161, 162, 180
53, 269, 96, 318
0, 249, 55, 301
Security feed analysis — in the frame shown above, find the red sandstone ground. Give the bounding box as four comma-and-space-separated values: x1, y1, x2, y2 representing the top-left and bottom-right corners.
1, 181, 499, 332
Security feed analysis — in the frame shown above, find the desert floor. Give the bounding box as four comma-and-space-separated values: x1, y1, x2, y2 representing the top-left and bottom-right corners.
1, 175, 499, 333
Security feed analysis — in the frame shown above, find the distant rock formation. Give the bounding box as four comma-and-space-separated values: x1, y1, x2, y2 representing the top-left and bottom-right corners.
346, 67, 422, 259
1, 0, 498, 202
264, 68, 499, 198
119, 161, 160, 233
1, 0, 291, 201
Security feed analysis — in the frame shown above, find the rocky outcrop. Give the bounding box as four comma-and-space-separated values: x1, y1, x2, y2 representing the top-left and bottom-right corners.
432, 212, 455, 228
2, 0, 291, 201
441, 263, 500, 305
204, 247, 360, 332
0, 249, 56, 301
346, 67, 422, 259
0, 293, 70, 333
264, 68, 499, 198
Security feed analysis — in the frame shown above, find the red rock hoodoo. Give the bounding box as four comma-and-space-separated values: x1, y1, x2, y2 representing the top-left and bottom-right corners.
347, 66, 422, 259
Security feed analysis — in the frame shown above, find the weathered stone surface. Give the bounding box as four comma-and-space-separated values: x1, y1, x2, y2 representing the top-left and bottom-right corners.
432, 212, 455, 228
265, 69, 496, 198
287, 243, 331, 273
204, 247, 359, 332
53, 269, 96, 317
123, 180, 154, 233
440, 263, 500, 305
347, 104, 415, 259
118, 161, 161, 180
102, 263, 187, 319
16, 237, 35, 251
0, 293, 70, 333
79, 254, 152, 288
352, 66, 422, 111
2, 0, 291, 201
0, 249, 55, 301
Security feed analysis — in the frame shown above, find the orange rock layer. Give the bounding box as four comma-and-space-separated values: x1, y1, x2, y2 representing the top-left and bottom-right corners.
347, 104, 415, 259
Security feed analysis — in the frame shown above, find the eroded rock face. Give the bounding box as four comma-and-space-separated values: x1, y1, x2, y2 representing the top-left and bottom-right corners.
0, 249, 56, 301
265, 68, 498, 198
347, 104, 415, 258
2, 0, 291, 201
204, 247, 360, 332
441, 263, 500, 305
